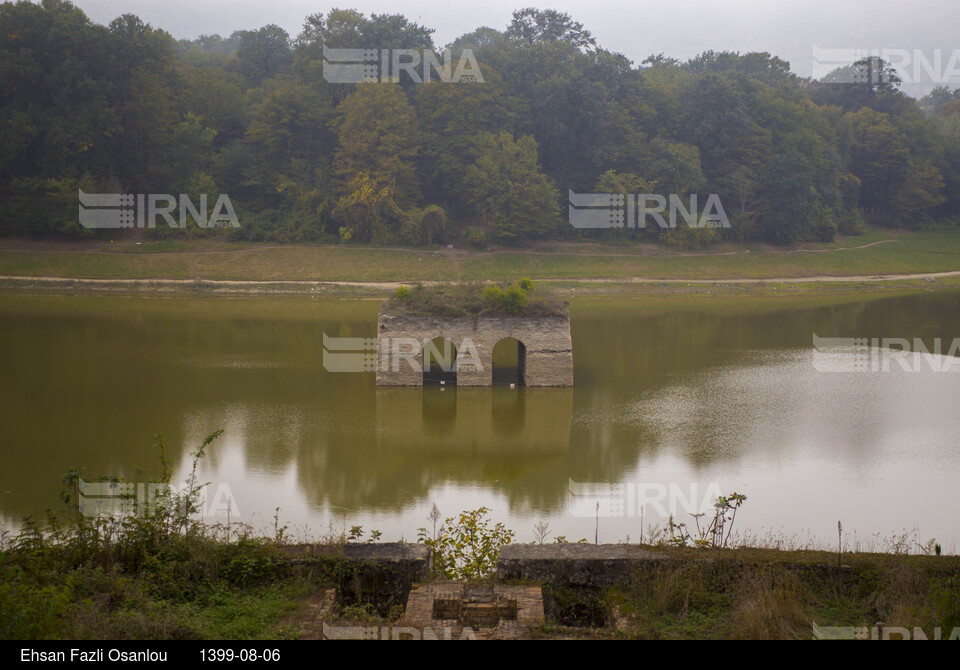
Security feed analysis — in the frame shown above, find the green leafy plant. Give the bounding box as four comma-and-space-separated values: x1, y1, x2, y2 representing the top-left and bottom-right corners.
500, 286, 529, 314
417, 506, 514, 580
219, 539, 284, 587
480, 284, 504, 311
480, 280, 533, 314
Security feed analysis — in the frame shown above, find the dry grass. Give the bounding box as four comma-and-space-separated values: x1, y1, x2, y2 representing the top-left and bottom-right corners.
605, 547, 960, 640
728, 572, 810, 639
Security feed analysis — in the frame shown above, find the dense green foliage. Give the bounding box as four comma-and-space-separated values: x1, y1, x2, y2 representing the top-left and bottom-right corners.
3, 2, 960, 246
389, 279, 564, 317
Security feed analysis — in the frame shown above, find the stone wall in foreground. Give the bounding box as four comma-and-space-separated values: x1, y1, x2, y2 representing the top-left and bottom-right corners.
497, 544, 666, 587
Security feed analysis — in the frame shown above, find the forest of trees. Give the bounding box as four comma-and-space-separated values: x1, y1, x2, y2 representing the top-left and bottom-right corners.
2, 0, 960, 247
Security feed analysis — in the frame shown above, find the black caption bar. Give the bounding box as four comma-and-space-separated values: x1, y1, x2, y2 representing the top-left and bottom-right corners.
3, 641, 296, 664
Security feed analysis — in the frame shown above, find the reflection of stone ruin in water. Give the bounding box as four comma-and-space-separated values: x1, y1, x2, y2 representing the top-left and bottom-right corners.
376, 303, 574, 387
374, 386, 573, 454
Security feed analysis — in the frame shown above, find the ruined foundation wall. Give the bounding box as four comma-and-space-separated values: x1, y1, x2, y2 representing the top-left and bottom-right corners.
376, 307, 574, 387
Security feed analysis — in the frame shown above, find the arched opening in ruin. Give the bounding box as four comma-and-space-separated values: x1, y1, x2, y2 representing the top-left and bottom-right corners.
492, 337, 526, 386
423, 336, 457, 386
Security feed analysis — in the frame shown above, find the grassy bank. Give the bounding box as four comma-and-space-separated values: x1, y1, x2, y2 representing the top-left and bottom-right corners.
552, 547, 960, 639
4, 523, 958, 640
1, 230, 960, 284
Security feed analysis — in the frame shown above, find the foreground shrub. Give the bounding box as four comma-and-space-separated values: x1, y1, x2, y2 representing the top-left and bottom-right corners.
393, 285, 411, 302
417, 506, 514, 580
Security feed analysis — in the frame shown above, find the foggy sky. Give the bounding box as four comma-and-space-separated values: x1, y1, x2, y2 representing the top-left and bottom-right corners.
67, 0, 960, 94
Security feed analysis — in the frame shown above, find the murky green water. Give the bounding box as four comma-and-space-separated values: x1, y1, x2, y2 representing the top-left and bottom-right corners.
1, 290, 958, 550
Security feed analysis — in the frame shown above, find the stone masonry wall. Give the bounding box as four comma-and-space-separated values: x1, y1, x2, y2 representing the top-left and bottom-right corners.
376, 305, 574, 387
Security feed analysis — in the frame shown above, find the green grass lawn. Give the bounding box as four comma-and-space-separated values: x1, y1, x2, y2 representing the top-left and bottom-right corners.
1, 230, 959, 283
460, 232, 960, 280
0, 244, 453, 281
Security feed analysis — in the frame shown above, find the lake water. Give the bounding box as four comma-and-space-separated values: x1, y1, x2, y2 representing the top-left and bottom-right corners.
1, 290, 958, 552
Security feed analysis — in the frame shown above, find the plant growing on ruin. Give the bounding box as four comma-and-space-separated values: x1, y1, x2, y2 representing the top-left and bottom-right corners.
500, 285, 529, 314
273, 506, 289, 545
668, 492, 747, 548
533, 520, 551, 544
346, 526, 382, 543
417, 506, 514, 580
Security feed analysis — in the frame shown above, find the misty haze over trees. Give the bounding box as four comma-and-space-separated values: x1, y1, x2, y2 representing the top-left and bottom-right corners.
2, 1, 960, 247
